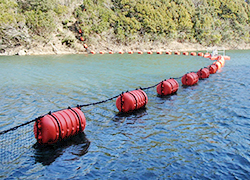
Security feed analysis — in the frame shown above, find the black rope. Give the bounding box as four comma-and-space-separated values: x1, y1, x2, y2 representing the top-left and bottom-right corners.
68, 107, 82, 132
120, 92, 124, 113
138, 89, 147, 107
0, 117, 42, 135
128, 91, 138, 109
78, 94, 120, 107
168, 79, 174, 94
48, 111, 62, 140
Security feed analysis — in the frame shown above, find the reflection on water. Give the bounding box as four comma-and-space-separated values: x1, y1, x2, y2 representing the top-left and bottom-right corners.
0, 51, 250, 179
34, 132, 90, 166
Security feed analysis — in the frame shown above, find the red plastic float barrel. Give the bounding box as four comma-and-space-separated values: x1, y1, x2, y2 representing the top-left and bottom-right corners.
34, 107, 86, 145
80, 37, 84, 41
116, 89, 148, 113
207, 64, 217, 74
90, 51, 95, 54
213, 61, 222, 70
138, 51, 143, 54
79, 29, 82, 34
156, 79, 179, 96
204, 53, 211, 58
147, 51, 153, 54
119, 51, 124, 54
109, 51, 114, 54
183, 52, 189, 56
191, 52, 197, 56
223, 56, 230, 60
181, 72, 199, 86
174, 51, 180, 55
217, 56, 225, 67
166, 51, 172, 55
210, 56, 218, 60
100, 51, 105, 54
198, 52, 204, 56
83, 44, 88, 49
197, 68, 210, 79
128, 51, 133, 54
157, 51, 162, 54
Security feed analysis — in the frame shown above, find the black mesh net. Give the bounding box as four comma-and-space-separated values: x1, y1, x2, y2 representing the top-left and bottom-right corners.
0, 122, 36, 164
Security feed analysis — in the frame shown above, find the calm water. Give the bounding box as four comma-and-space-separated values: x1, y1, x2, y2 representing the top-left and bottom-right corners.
0, 51, 250, 179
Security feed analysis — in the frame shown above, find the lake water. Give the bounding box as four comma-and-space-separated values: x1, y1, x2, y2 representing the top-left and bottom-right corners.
0, 50, 250, 179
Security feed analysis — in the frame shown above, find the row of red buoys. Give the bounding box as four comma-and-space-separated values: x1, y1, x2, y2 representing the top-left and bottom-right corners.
34, 51, 229, 145
89, 51, 208, 55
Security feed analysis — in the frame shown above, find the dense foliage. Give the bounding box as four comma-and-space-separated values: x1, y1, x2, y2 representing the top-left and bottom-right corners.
1, 0, 249, 49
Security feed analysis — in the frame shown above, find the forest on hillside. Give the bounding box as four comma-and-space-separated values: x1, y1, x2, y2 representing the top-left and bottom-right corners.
0, 0, 250, 52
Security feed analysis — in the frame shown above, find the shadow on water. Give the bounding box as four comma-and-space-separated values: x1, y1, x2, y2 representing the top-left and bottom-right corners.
156, 91, 178, 100
33, 132, 90, 166
112, 107, 148, 124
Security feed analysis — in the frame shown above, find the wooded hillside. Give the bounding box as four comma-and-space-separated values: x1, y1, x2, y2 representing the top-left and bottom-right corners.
1, 0, 249, 54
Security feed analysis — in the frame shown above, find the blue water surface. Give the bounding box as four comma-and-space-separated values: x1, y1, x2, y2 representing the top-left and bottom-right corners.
0, 50, 250, 179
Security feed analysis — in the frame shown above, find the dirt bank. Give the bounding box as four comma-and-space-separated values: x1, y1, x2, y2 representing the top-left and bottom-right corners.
1, 38, 249, 56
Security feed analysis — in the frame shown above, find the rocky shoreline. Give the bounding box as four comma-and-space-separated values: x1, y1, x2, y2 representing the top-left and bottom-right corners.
1, 40, 250, 56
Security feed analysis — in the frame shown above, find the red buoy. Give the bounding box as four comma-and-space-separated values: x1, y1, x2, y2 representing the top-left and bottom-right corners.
181, 72, 199, 86
79, 29, 82, 34
190, 52, 196, 56
197, 68, 210, 79
166, 51, 172, 55
183, 52, 189, 56
128, 51, 133, 54
204, 53, 211, 58
116, 89, 148, 113
138, 51, 143, 54
157, 51, 162, 54
175, 51, 180, 55
147, 51, 153, 54
213, 61, 222, 70
80, 37, 84, 41
156, 79, 179, 96
210, 56, 218, 60
83, 44, 88, 49
207, 64, 217, 74
223, 56, 230, 60
198, 52, 204, 56
34, 107, 86, 145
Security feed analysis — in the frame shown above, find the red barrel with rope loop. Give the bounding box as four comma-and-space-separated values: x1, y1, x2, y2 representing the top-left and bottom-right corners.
204, 53, 211, 58
183, 52, 189, 56
213, 60, 222, 70
116, 89, 148, 113
156, 79, 179, 96
198, 52, 204, 57
83, 44, 88, 49
217, 56, 225, 67
34, 107, 86, 145
147, 51, 153, 54
181, 72, 199, 86
190, 52, 197, 56
197, 68, 210, 79
207, 64, 218, 74
80, 37, 84, 41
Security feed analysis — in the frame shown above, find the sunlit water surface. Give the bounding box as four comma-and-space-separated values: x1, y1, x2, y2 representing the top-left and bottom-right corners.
0, 50, 250, 179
